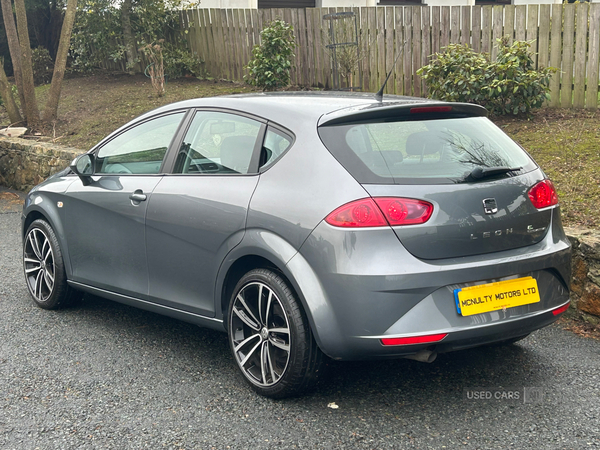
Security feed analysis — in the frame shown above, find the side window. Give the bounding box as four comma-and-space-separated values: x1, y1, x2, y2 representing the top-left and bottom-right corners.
260, 127, 293, 170
96, 112, 185, 175
174, 111, 262, 175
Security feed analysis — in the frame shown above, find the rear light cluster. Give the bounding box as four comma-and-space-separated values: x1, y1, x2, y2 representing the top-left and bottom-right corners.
528, 179, 559, 209
325, 197, 433, 228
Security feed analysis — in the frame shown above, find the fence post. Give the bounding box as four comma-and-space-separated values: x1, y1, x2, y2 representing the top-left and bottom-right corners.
561, 4, 576, 108
587, 4, 600, 109
549, 3, 562, 107
573, 2, 589, 108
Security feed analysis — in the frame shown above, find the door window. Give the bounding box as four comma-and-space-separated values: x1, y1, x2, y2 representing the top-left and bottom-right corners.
96, 112, 185, 174
174, 111, 262, 175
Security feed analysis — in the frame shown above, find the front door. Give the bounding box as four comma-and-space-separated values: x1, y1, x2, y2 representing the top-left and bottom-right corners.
64, 112, 186, 298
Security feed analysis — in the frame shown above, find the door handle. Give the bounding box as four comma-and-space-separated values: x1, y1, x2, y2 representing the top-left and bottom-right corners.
129, 192, 147, 202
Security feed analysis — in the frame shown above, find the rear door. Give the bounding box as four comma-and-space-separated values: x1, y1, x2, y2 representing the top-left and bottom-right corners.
145, 110, 265, 316
64, 111, 186, 297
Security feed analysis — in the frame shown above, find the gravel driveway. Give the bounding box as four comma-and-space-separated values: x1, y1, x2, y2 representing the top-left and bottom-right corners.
1, 186, 599, 449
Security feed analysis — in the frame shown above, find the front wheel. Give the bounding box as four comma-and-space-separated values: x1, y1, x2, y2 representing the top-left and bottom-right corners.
227, 269, 324, 398
23, 219, 82, 309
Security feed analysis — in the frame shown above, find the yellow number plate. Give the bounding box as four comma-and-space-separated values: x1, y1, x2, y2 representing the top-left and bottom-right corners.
454, 277, 540, 317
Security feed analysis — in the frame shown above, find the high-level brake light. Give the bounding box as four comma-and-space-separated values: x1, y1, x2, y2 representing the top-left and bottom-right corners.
410, 106, 453, 114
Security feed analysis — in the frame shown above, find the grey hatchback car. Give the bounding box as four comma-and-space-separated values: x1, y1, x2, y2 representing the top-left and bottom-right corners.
22, 92, 571, 398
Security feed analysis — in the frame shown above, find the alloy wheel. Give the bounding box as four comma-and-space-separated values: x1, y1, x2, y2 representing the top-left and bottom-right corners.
24, 228, 55, 302
230, 281, 291, 387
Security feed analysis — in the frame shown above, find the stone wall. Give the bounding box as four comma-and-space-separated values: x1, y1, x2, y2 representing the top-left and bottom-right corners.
565, 227, 600, 323
0, 136, 598, 320
0, 136, 81, 192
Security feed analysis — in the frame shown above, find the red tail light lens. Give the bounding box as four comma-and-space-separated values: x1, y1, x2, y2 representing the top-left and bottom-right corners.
325, 198, 434, 228
325, 198, 388, 228
374, 198, 434, 226
381, 333, 448, 346
528, 180, 558, 209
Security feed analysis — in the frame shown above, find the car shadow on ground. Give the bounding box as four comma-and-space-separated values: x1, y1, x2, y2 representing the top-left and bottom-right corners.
66, 292, 551, 406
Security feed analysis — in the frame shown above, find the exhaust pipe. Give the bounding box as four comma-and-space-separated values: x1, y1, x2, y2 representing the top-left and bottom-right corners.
404, 349, 437, 363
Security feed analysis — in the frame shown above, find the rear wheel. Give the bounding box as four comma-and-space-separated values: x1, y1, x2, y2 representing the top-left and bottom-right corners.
23, 219, 82, 309
227, 269, 324, 398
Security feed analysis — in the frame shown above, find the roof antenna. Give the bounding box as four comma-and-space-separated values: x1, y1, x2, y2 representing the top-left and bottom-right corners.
375, 40, 407, 102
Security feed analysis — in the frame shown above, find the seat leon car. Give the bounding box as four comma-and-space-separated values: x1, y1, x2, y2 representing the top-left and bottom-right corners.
22, 92, 571, 398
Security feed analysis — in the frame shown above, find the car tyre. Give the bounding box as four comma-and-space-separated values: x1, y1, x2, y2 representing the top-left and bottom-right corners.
228, 268, 324, 398
23, 219, 82, 310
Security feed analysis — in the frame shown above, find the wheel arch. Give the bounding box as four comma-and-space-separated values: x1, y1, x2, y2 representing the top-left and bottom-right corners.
219, 254, 280, 323
216, 229, 344, 359
22, 210, 47, 238
22, 200, 73, 277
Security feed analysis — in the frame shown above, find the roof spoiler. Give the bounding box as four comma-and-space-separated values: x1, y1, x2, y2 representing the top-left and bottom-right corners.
318, 102, 488, 127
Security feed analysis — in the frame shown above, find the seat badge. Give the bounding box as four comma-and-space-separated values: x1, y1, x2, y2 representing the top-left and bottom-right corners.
482, 198, 498, 215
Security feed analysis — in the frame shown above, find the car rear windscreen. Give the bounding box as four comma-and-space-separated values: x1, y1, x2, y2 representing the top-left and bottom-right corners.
318, 116, 537, 185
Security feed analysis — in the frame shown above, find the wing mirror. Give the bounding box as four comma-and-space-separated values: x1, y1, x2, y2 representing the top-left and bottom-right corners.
70, 154, 95, 185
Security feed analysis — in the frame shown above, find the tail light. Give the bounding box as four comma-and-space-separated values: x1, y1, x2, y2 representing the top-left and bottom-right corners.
528, 180, 558, 209
373, 198, 433, 226
325, 198, 388, 228
325, 197, 433, 228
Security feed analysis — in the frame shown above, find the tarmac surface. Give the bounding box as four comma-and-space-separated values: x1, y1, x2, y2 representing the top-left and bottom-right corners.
1, 185, 599, 449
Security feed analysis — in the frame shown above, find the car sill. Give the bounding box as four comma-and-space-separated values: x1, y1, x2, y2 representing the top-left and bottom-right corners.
68, 281, 225, 332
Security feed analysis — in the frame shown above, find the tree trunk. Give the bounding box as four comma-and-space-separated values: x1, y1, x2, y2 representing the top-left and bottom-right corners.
120, 0, 136, 75
42, 0, 78, 123
13, 0, 40, 126
0, 0, 26, 108
0, 61, 23, 124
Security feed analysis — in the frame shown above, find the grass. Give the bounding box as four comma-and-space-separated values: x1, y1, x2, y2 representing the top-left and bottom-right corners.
1, 72, 598, 228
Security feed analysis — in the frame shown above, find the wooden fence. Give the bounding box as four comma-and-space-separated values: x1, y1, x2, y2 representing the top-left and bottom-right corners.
178, 3, 600, 108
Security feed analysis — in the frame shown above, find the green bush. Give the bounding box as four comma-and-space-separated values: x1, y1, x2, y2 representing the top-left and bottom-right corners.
162, 45, 205, 79
245, 19, 296, 90
32, 47, 54, 85
417, 39, 556, 116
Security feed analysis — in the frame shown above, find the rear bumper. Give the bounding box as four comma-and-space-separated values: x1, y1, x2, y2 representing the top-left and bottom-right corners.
345, 300, 569, 360
293, 212, 571, 361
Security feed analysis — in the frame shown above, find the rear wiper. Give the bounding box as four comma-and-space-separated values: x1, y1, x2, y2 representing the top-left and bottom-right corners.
463, 166, 522, 182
